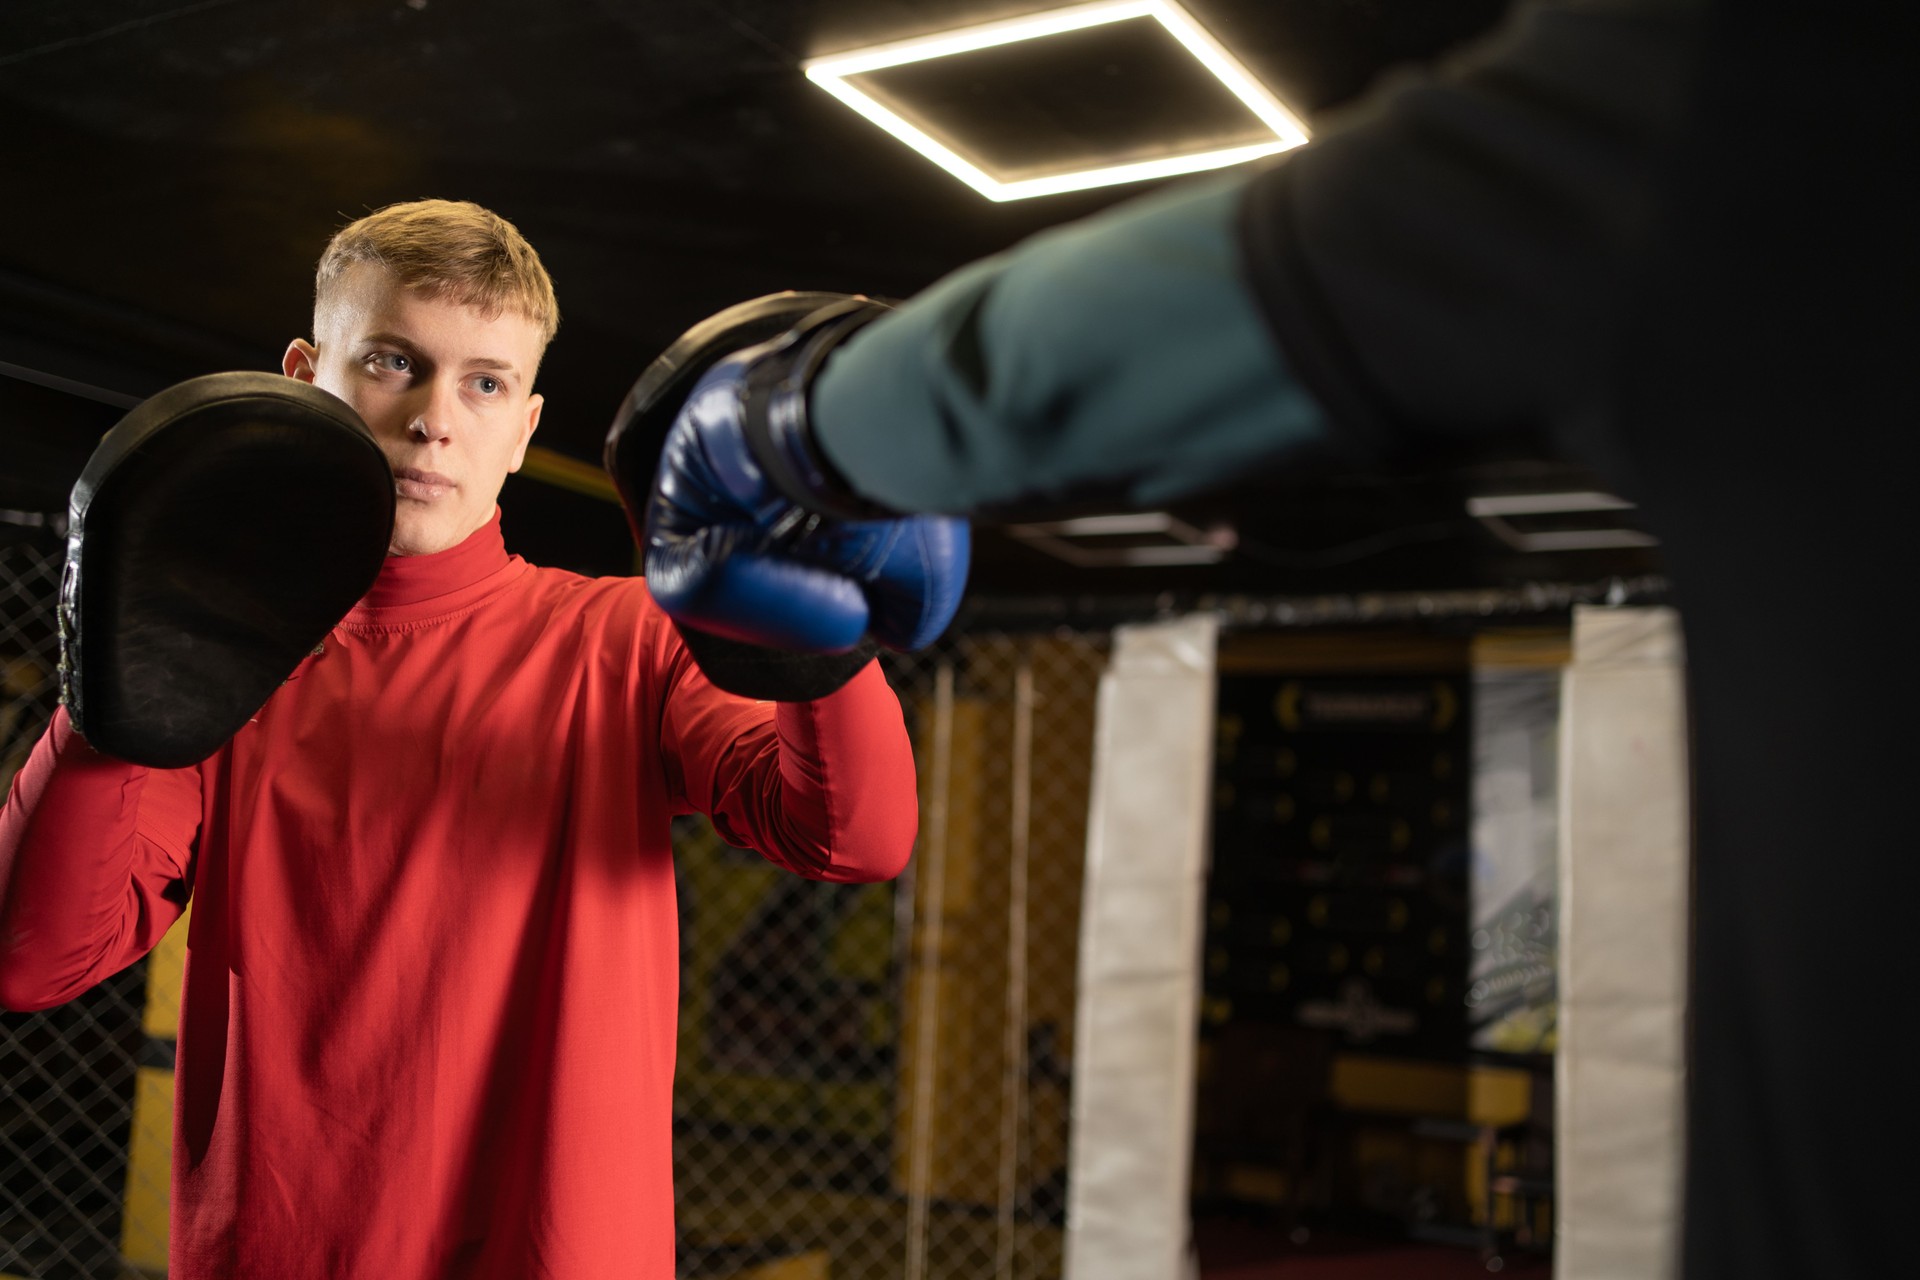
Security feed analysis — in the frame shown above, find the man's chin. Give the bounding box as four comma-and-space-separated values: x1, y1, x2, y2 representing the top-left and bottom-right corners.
388, 512, 468, 558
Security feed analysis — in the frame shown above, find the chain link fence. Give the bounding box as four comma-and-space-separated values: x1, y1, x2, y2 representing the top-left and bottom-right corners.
673, 636, 1107, 1280
1, 528, 1113, 1280
3, 535, 160, 1280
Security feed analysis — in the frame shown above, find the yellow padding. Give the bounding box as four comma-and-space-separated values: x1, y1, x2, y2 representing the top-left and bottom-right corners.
518, 445, 619, 503
1219, 631, 1470, 675
1470, 629, 1572, 669
1331, 1054, 1467, 1116
141, 904, 191, 1038
714, 1250, 830, 1280
120, 1066, 175, 1270
1467, 1065, 1533, 1127
1328, 1057, 1534, 1126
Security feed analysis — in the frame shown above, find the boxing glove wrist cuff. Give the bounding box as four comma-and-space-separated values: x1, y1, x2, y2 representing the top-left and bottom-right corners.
742, 299, 899, 523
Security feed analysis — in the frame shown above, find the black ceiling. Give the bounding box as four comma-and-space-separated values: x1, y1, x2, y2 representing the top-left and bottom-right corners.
2, 0, 1656, 600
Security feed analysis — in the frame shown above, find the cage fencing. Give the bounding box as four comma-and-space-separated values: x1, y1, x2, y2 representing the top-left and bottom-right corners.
3, 535, 164, 1280
673, 635, 1108, 1280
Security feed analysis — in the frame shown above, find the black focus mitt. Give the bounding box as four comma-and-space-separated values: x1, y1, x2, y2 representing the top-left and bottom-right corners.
60, 371, 394, 767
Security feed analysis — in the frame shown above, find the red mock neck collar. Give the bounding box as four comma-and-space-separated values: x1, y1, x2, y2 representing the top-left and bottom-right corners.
343, 509, 527, 627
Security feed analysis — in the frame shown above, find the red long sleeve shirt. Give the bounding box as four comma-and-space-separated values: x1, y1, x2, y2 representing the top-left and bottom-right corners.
0, 513, 917, 1277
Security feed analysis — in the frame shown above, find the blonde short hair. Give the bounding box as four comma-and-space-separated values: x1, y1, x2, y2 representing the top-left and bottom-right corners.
315, 199, 560, 349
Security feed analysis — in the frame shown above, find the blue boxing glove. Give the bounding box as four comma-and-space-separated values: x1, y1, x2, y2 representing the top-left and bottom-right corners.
642, 300, 969, 657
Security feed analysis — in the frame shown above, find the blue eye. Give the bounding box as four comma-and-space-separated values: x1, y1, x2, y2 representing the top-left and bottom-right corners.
373, 352, 410, 373
476, 375, 501, 395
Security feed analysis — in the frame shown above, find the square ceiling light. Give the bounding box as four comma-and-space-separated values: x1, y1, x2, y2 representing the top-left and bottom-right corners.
1467, 491, 1660, 553
1005, 511, 1237, 566
804, 0, 1309, 202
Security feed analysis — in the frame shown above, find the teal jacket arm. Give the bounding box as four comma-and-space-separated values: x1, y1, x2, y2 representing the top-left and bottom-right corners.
808, 172, 1330, 516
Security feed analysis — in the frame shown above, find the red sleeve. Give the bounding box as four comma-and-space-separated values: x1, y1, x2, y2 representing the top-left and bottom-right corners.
0, 707, 201, 1011
660, 641, 917, 885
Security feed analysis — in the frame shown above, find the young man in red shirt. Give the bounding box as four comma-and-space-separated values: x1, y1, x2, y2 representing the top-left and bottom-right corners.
0, 200, 947, 1276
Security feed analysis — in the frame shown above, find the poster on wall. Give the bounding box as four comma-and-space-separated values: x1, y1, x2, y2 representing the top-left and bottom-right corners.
1209, 671, 1471, 1058
1467, 668, 1560, 1054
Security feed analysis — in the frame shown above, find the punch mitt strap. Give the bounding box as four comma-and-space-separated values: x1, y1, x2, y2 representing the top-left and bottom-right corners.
739, 297, 896, 522
61, 371, 395, 768
606, 293, 881, 702
604, 292, 858, 507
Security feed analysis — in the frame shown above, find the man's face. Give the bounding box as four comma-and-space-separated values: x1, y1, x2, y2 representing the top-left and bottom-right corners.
283, 264, 546, 557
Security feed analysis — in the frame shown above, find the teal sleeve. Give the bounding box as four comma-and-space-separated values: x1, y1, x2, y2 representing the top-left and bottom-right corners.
809, 171, 1330, 515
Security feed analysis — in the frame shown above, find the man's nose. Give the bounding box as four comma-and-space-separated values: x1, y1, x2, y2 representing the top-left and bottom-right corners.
405, 377, 463, 443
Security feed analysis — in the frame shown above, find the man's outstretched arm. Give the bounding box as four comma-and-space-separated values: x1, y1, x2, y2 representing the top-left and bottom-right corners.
811, 171, 1331, 513
659, 630, 917, 885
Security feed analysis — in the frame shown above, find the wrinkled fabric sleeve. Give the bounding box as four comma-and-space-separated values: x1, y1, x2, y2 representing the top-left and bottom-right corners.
0, 708, 201, 1011
810, 171, 1331, 514
658, 637, 916, 884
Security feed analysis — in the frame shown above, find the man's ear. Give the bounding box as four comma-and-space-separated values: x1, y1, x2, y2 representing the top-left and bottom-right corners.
282, 339, 320, 383
509, 393, 544, 473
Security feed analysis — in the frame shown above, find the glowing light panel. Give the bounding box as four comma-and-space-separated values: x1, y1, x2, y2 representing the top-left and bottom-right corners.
804, 0, 1310, 202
